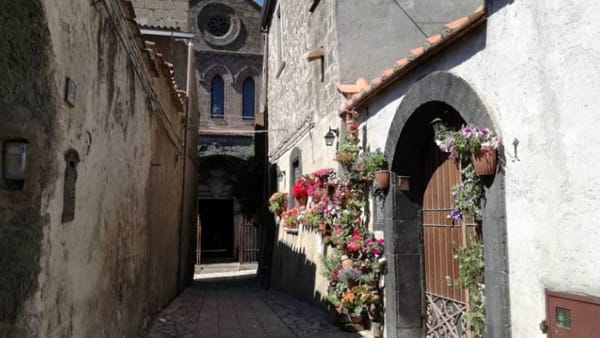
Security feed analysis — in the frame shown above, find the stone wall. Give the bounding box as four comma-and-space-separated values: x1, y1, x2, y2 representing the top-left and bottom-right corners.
0, 0, 196, 337
264, 0, 342, 307
132, 0, 189, 30
358, 1, 600, 337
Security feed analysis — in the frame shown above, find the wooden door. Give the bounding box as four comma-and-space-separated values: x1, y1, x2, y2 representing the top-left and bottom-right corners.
199, 199, 234, 260
422, 140, 473, 337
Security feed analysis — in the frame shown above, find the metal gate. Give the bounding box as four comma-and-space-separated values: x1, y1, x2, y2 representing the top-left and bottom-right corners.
238, 219, 259, 263
422, 140, 474, 337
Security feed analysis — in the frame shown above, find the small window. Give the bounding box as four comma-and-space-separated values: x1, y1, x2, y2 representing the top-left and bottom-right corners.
242, 78, 255, 120
2, 140, 28, 191
288, 147, 302, 208
275, 4, 286, 77
211, 76, 225, 118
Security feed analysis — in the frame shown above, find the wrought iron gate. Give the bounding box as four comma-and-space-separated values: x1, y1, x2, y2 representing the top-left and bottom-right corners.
422, 140, 475, 337
238, 219, 259, 263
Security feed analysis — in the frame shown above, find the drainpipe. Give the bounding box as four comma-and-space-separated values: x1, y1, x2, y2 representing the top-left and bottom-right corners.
176, 39, 194, 291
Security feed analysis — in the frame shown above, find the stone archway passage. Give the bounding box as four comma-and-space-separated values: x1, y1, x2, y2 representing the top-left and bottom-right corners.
382, 71, 510, 338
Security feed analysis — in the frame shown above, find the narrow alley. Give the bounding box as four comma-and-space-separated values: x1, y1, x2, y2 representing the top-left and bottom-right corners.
144, 270, 367, 338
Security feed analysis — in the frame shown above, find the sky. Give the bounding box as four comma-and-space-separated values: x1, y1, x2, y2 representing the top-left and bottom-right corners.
255, 0, 264, 6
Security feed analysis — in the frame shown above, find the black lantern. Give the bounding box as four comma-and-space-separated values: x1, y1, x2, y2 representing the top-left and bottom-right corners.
430, 117, 445, 136
324, 127, 339, 147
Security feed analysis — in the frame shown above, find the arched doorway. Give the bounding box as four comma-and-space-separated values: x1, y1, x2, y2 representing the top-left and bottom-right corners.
197, 155, 261, 264
382, 72, 510, 338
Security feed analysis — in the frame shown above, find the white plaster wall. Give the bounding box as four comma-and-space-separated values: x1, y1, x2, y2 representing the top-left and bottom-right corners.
362, 2, 600, 336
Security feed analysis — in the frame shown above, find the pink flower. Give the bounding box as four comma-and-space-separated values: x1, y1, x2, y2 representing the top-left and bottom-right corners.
460, 125, 473, 137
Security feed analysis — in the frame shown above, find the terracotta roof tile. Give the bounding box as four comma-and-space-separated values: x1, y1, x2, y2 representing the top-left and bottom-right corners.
445, 16, 470, 31
335, 82, 361, 96
338, 5, 486, 115
370, 77, 383, 88
410, 47, 425, 57
426, 34, 443, 45
381, 68, 395, 81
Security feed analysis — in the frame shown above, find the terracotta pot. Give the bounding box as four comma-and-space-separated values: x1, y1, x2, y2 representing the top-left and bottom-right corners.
471, 149, 497, 175
349, 314, 363, 324
295, 195, 307, 206
397, 175, 411, 191
374, 170, 390, 190
346, 119, 358, 133
312, 188, 325, 201
347, 279, 358, 289
341, 255, 354, 269
277, 199, 288, 216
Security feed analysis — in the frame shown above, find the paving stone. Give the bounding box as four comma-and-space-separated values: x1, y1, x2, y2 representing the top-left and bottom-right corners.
144, 276, 370, 338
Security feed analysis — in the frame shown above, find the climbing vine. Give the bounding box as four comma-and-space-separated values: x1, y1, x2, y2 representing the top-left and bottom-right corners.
436, 124, 500, 337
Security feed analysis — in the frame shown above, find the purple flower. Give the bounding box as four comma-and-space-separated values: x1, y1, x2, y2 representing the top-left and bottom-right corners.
450, 209, 463, 220
460, 126, 473, 137
371, 248, 381, 257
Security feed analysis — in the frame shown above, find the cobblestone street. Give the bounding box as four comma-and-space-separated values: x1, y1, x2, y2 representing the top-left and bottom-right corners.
145, 274, 368, 338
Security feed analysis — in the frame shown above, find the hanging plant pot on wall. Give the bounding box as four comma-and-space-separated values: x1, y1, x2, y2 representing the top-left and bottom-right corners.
345, 119, 358, 133
471, 149, 497, 176
374, 170, 390, 190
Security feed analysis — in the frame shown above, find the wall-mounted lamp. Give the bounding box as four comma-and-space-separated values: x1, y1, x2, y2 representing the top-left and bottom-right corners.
430, 117, 445, 136
324, 127, 339, 147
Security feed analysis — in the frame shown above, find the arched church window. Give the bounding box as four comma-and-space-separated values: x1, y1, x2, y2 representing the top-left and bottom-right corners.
211, 76, 225, 119
242, 78, 255, 120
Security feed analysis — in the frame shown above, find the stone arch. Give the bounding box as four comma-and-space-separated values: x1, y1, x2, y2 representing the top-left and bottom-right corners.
233, 65, 260, 84
382, 71, 510, 338
200, 64, 233, 83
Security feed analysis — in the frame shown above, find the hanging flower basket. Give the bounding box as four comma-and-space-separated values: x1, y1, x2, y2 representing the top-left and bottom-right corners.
471, 149, 497, 176
345, 119, 358, 133
374, 170, 390, 190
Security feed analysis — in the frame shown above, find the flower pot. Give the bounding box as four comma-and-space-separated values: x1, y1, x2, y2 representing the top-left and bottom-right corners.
347, 279, 358, 289
471, 149, 497, 175
374, 170, 390, 190
349, 314, 363, 324
312, 188, 325, 200
346, 119, 358, 133
398, 175, 411, 191
341, 255, 354, 269
295, 195, 307, 206
319, 222, 328, 233
277, 199, 288, 216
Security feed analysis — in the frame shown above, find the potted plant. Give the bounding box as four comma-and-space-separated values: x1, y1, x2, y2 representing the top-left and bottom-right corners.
268, 192, 288, 216
335, 136, 360, 169
359, 148, 389, 189
292, 176, 309, 205
341, 290, 365, 327
435, 124, 500, 175
345, 110, 360, 133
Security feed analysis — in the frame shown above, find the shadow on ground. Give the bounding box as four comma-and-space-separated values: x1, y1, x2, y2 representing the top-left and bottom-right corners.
143, 274, 365, 337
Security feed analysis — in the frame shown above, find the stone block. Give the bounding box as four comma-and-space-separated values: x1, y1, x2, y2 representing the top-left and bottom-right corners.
144, 0, 162, 10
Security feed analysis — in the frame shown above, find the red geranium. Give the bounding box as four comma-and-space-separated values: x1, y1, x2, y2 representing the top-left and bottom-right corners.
293, 177, 308, 199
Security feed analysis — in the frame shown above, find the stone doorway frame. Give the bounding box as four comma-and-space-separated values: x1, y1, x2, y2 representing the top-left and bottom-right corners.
382, 71, 511, 338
